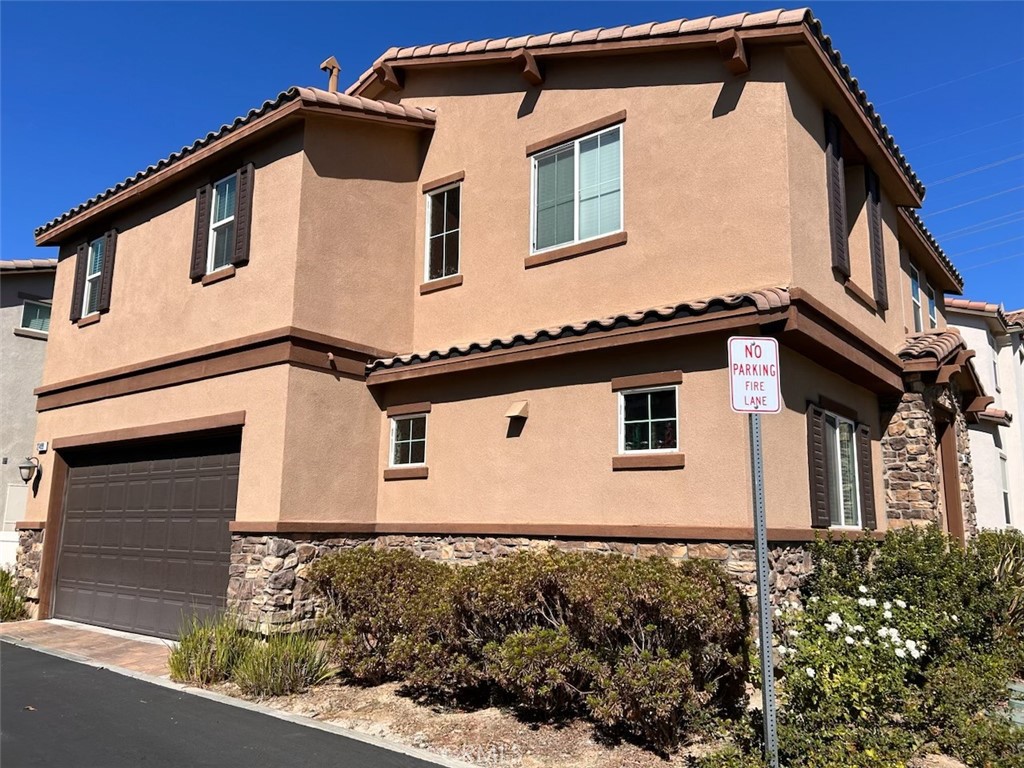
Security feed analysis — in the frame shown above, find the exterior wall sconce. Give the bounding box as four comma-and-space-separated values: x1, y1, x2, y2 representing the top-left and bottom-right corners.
18, 456, 41, 484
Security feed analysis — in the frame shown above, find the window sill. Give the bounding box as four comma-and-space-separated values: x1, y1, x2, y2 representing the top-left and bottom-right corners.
76, 313, 101, 328
420, 274, 463, 295
384, 466, 429, 481
201, 265, 236, 286
525, 231, 628, 269
843, 279, 878, 312
13, 328, 48, 341
612, 453, 685, 471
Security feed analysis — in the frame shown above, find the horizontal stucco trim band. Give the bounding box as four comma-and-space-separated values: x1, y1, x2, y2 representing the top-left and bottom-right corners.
524, 231, 628, 269
52, 411, 246, 450
525, 110, 627, 156
383, 467, 430, 481
386, 402, 432, 417
419, 274, 463, 294
35, 327, 394, 412
610, 370, 683, 391
421, 170, 465, 194
227, 520, 886, 542
612, 453, 686, 470
15, 521, 46, 530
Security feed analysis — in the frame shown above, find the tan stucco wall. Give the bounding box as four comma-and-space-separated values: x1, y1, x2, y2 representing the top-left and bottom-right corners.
27, 365, 291, 524
292, 117, 422, 353
42, 131, 305, 385
392, 49, 794, 352
376, 337, 885, 532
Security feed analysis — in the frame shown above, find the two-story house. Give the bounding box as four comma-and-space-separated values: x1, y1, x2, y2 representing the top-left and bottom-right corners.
17, 8, 989, 638
945, 299, 1024, 531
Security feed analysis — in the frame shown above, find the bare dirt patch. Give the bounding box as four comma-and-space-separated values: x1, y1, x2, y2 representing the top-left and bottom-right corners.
212, 680, 723, 767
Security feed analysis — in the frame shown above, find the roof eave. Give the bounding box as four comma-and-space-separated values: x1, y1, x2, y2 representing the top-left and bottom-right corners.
897, 209, 963, 295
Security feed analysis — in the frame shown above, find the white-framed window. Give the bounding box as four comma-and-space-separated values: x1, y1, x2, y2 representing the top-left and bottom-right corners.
425, 182, 461, 281
618, 386, 678, 454
926, 284, 937, 328
909, 264, 923, 333
390, 413, 427, 467
20, 300, 52, 334
1001, 453, 1012, 525
531, 125, 622, 253
208, 173, 237, 273
824, 411, 861, 528
83, 236, 105, 316
991, 336, 1001, 392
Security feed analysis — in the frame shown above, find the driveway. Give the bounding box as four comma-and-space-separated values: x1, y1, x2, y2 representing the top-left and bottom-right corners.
0, 642, 445, 768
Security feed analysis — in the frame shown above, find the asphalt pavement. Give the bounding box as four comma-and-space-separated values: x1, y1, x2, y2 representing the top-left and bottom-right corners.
0, 641, 445, 768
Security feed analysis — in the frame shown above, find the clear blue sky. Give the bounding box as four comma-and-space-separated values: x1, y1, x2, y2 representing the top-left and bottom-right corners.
2, 2, 1022, 308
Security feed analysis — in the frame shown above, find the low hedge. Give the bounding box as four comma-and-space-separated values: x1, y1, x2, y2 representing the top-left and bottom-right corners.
309, 548, 748, 751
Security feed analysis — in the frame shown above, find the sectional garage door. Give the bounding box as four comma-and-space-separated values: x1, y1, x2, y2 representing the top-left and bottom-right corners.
54, 435, 240, 639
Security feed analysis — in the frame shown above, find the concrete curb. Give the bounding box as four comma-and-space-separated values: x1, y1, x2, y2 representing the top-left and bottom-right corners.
0, 636, 477, 768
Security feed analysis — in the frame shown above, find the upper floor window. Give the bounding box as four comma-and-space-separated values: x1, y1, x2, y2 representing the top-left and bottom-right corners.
823, 411, 861, 528
20, 300, 51, 334
83, 236, 105, 316
532, 125, 622, 253
619, 386, 677, 453
425, 182, 461, 281
209, 174, 237, 273
909, 264, 923, 332
390, 413, 427, 467
925, 284, 937, 328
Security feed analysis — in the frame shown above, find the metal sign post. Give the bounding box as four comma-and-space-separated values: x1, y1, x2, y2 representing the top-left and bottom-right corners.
728, 336, 781, 768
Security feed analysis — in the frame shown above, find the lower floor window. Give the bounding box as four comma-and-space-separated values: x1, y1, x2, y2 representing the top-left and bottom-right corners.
824, 412, 860, 526
619, 387, 677, 453
390, 414, 427, 466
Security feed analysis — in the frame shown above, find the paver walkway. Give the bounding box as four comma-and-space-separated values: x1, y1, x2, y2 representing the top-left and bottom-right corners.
0, 619, 170, 676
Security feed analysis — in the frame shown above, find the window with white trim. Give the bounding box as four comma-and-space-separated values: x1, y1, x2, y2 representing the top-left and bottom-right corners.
909, 264, 923, 333
926, 284, 937, 328
20, 300, 51, 334
990, 335, 1001, 392
390, 414, 427, 466
824, 410, 861, 527
618, 387, 678, 453
425, 183, 461, 281
208, 174, 237, 273
83, 236, 105, 316
532, 125, 622, 253
1001, 453, 1011, 525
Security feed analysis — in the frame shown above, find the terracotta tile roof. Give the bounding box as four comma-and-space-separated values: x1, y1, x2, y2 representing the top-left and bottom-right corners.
34, 88, 436, 239
368, 287, 790, 372
903, 209, 963, 290
1006, 309, 1024, 329
945, 298, 1023, 332
346, 8, 924, 200
944, 298, 1002, 314
898, 329, 964, 364
978, 408, 1013, 425
0, 258, 58, 271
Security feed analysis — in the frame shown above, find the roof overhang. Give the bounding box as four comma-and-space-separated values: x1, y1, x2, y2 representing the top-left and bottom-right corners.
897, 209, 963, 294
945, 300, 1017, 336
977, 408, 1013, 428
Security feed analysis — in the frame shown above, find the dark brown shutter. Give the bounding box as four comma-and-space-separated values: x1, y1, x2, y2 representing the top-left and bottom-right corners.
69, 242, 89, 322
97, 229, 117, 312
807, 404, 833, 528
855, 423, 877, 530
191, 184, 212, 280
232, 163, 255, 267
865, 167, 888, 310
824, 111, 850, 280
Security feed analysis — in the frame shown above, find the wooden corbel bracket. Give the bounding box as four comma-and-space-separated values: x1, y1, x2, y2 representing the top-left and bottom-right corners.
374, 61, 403, 92
512, 49, 544, 86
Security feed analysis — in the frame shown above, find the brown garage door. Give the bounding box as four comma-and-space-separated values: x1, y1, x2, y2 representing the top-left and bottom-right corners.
54, 435, 240, 639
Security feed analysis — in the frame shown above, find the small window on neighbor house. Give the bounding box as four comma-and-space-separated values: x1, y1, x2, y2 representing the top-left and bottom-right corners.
20, 300, 51, 334
824, 411, 861, 528
390, 414, 427, 467
1001, 454, 1012, 526
619, 387, 678, 453
208, 174, 237, 273
425, 183, 461, 281
991, 336, 1001, 391
83, 236, 105, 316
532, 125, 622, 252
909, 264, 923, 333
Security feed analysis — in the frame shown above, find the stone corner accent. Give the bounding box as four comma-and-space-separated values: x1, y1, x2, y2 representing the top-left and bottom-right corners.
14, 528, 44, 619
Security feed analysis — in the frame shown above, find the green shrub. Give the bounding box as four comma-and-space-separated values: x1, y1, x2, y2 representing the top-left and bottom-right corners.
0, 569, 28, 623
694, 744, 767, 768
233, 631, 333, 697
168, 612, 253, 685
307, 548, 452, 684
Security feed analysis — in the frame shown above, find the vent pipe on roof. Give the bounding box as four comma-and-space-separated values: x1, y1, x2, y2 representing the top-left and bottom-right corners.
320, 56, 340, 93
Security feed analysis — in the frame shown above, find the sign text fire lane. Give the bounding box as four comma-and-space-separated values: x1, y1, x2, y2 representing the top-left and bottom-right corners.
728, 336, 782, 414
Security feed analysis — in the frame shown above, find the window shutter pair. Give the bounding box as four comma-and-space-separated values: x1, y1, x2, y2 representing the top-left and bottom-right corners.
865, 168, 888, 310
69, 229, 117, 322
824, 111, 850, 280
190, 163, 255, 280
806, 405, 877, 530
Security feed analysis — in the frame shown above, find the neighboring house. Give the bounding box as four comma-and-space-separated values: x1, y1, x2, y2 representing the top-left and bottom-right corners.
0, 259, 56, 567
945, 299, 1024, 531
16, 8, 990, 638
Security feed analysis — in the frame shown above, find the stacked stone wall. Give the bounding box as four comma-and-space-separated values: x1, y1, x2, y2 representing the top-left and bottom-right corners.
14, 528, 43, 619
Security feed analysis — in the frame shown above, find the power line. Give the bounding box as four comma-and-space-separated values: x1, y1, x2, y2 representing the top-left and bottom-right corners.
877, 57, 1024, 106
941, 214, 1024, 242
905, 114, 1024, 151
952, 235, 1024, 257
962, 252, 1024, 271
934, 209, 1024, 238
928, 153, 1024, 186
924, 184, 1024, 216
914, 140, 1024, 171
